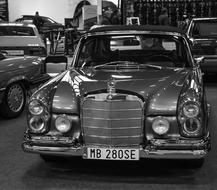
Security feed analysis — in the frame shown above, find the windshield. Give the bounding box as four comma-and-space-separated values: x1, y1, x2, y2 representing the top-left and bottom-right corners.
191, 20, 217, 37
0, 26, 35, 36
75, 34, 189, 69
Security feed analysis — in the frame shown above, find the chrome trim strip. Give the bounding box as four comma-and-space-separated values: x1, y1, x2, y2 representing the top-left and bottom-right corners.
83, 117, 141, 120
84, 143, 140, 147
86, 135, 141, 139
0, 87, 6, 91
83, 108, 141, 111
84, 126, 141, 130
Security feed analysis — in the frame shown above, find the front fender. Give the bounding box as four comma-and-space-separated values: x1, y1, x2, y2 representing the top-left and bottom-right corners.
6, 75, 29, 87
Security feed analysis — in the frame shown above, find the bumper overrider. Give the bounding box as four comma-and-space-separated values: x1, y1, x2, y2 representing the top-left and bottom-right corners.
22, 133, 211, 160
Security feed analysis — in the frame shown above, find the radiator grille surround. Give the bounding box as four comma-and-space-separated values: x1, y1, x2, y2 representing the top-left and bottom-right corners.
81, 94, 144, 147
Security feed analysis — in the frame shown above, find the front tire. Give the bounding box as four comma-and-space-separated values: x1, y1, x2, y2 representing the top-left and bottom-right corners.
0, 83, 26, 118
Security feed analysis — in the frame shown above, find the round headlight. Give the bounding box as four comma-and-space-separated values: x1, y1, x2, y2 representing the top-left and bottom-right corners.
183, 102, 199, 118
55, 116, 71, 133
29, 100, 44, 115
29, 116, 45, 132
183, 118, 201, 135
152, 117, 170, 135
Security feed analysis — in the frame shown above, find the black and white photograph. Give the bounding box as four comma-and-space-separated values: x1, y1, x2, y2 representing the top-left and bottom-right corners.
0, 0, 217, 189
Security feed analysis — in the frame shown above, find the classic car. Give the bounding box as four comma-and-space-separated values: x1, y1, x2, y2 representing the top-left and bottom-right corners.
15, 15, 64, 33
0, 52, 63, 118
185, 17, 217, 73
0, 22, 46, 57
22, 25, 210, 167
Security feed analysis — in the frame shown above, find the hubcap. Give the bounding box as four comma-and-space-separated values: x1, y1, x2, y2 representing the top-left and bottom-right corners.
7, 84, 24, 112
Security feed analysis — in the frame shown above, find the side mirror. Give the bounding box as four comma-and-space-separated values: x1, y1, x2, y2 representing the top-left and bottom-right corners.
44, 55, 68, 77
194, 56, 204, 67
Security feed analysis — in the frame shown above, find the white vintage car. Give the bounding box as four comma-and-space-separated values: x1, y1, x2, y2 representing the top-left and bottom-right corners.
0, 22, 46, 57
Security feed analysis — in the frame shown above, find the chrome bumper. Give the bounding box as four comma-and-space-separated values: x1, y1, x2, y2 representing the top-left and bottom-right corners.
22, 134, 210, 160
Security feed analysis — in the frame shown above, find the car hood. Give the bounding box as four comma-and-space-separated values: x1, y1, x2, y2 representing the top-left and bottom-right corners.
0, 56, 39, 72
0, 36, 45, 47
51, 67, 190, 115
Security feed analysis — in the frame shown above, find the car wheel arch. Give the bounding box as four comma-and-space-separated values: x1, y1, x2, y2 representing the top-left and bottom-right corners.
6, 76, 30, 91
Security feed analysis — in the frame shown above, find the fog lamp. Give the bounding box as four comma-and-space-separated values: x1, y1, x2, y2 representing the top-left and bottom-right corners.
152, 117, 170, 135
183, 118, 201, 135
29, 100, 44, 115
29, 116, 45, 133
55, 115, 71, 133
183, 102, 199, 118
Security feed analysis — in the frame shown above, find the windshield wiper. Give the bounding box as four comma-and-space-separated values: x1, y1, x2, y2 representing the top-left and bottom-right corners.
94, 61, 139, 69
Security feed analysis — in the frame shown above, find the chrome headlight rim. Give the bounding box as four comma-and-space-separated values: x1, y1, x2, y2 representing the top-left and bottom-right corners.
29, 115, 46, 133
28, 99, 45, 116
183, 117, 202, 136
55, 115, 72, 133
182, 101, 200, 118
152, 116, 170, 136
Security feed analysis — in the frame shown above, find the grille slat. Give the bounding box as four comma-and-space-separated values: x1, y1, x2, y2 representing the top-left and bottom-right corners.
82, 96, 143, 147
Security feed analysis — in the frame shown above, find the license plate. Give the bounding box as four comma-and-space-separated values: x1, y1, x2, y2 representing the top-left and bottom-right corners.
86, 147, 139, 161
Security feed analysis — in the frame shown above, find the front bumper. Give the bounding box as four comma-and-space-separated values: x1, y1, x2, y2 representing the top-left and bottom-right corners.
22, 134, 211, 160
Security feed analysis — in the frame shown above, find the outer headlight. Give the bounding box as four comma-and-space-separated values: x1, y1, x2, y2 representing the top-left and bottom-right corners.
152, 117, 170, 135
55, 115, 71, 133
29, 100, 44, 115
183, 102, 199, 118
29, 116, 45, 133
183, 118, 201, 135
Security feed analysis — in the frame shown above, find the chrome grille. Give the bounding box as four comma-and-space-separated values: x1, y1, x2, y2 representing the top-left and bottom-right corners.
82, 94, 143, 147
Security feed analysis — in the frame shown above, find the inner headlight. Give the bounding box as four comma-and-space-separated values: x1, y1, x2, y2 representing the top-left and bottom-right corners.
152, 117, 170, 135
55, 115, 71, 133
183, 102, 199, 118
29, 116, 45, 133
29, 100, 44, 115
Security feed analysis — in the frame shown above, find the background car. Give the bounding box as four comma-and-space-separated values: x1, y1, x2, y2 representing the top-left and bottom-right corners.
23, 25, 210, 167
185, 17, 217, 73
15, 15, 64, 33
0, 52, 51, 118
0, 22, 47, 57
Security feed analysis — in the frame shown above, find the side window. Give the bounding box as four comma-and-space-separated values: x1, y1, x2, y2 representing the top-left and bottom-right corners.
162, 40, 176, 51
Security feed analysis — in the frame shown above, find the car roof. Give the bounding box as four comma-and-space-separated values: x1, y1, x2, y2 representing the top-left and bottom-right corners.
88, 25, 185, 35
0, 22, 35, 28
21, 15, 48, 19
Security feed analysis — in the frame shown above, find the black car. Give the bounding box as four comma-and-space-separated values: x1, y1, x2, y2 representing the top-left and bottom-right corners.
185, 17, 217, 73
23, 25, 210, 167
15, 15, 64, 33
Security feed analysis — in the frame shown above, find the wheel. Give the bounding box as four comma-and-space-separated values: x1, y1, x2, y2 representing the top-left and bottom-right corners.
0, 82, 26, 118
